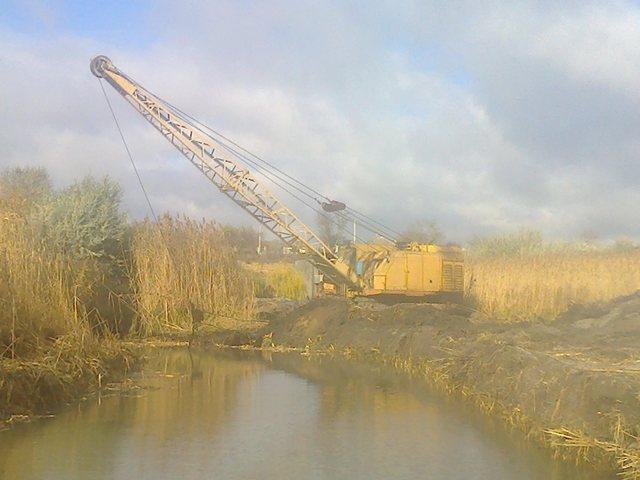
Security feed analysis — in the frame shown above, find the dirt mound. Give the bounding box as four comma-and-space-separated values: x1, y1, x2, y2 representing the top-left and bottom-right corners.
265, 298, 477, 353
258, 294, 640, 478
253, 297, 303, 321
555, 292, 640, 347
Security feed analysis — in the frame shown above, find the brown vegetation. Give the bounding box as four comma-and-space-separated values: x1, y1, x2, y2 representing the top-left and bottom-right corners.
467, 250, 640, 321
0, 167, 256, 421
465, 230, 640, 321
0, 336, 136, 421
244, 262, 307, 301
0, 168, 137, 421
130, 217, 254, 336
0, 169, 131, 356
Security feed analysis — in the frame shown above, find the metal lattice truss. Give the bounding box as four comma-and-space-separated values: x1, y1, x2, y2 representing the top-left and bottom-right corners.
91, 56, 359, 289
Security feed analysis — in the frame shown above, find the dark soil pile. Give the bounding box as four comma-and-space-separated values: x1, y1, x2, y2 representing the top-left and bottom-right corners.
258, 294, 640, 478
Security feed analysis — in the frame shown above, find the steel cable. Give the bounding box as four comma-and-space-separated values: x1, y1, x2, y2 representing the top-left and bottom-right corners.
113, 68, 399, 242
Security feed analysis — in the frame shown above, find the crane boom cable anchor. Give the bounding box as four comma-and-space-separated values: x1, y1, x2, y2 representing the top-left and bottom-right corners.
207, 133, 369, 242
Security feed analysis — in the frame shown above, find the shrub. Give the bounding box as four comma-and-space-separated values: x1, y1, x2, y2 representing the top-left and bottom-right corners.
0, 172, 132, 356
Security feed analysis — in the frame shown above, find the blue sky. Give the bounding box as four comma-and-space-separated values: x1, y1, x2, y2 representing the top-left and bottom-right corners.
1, 0, 639, 241
3, 0, 154, 45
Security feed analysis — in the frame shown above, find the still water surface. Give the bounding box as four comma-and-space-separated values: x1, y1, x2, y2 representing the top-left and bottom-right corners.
0, 348, 606, 480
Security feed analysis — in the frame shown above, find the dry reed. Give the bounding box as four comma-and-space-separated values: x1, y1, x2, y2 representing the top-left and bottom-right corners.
0, 217, 88, 355
244, 262, 307, 300
0, 169, 138, 420
0, 215, 138, 421
466, 250, 640, 321
130, 216, 254, 336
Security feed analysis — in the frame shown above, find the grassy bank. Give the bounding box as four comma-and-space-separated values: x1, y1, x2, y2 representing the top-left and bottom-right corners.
0, 338, 137, 423
0, 168, 139, 422
0, 167, 255, 422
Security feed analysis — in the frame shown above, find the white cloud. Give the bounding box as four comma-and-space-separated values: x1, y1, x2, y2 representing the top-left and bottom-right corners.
1, 1, 639, 242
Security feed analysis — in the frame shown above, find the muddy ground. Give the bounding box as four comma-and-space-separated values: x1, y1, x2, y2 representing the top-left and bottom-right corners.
248, 293, 640, 478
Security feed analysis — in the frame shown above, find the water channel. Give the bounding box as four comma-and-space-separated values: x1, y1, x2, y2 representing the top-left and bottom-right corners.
0, 348, 608, 479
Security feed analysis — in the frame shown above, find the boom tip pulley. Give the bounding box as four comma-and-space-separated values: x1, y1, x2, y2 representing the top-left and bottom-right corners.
90, 55, 112, 78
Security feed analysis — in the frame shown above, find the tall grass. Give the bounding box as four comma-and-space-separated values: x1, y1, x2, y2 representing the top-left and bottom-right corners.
245, 262, 308, 300
0, 172, 131, 357
130, 217, 254, 335
0, 167, 259, 419
0, 169, 137, 420
466, 231, 640, 320
0, 218, 77, 356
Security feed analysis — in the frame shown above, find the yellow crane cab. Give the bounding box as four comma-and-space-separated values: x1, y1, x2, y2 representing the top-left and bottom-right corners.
336, 242, 464, 302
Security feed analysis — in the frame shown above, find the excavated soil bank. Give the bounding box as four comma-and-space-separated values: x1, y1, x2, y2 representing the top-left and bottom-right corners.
255, 294, 640, 479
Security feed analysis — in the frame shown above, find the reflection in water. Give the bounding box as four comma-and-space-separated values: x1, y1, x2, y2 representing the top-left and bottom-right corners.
0, 348, 609, 480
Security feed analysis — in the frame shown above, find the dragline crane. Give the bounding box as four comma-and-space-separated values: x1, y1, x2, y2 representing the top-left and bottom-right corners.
91, 55, 464, 301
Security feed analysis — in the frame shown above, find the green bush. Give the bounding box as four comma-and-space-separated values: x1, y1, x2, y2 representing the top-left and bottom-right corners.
31, 177, 127, 263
